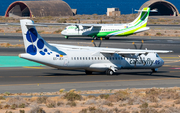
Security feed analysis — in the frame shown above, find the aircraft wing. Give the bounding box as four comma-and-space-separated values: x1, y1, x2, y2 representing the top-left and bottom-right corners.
100, 49, 173, 54
51, 43, 173, 54
58, 23, 124, 27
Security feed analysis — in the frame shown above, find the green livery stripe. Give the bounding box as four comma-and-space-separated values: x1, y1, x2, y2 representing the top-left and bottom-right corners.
117, 23, 147, 36
88, 7, 150, 38
134, 7, 150, 25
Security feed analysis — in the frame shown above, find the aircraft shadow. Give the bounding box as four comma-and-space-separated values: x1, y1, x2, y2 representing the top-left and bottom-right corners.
39, 70, 180, 79
116, 71, 180, 78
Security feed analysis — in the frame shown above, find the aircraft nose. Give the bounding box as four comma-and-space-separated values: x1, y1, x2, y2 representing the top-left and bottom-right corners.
161, 59, 164, 65
61, 30, 64, 35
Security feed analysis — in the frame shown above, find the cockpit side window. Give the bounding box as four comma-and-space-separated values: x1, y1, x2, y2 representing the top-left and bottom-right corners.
156, 54, 159, 57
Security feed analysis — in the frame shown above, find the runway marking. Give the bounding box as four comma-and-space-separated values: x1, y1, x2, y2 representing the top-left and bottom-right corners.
165, 60, 180, 64
0, 56, 43, 67
163, 65, 180, 67
0, 78, 180, 87
162, 57, 180, 59
170, 68, 180, 69
9, 76, 31, 78
170, 71, 180, 73
23, 66, 46, 69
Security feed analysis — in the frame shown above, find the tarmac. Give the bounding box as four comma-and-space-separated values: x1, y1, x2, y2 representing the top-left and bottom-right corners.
0, 34, 180, 93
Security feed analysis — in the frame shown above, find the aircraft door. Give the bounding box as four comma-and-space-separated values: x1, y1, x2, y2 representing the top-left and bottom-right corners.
63, 57, 69, 66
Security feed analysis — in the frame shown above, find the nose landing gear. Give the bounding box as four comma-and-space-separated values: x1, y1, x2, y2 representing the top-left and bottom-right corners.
151, 68, 158, 72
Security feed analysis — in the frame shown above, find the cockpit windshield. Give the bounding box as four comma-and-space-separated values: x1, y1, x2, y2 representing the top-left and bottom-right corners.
156, 54, 160, 57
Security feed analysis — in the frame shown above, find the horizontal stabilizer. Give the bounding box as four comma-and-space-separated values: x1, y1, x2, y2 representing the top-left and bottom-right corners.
134, 27, 150, 33
25, 23, 48, 27
6, 23, 47, 27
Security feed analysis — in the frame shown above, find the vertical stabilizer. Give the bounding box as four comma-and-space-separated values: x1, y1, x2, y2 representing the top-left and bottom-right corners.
20, 19, 66, 56
130, 7, 150, 27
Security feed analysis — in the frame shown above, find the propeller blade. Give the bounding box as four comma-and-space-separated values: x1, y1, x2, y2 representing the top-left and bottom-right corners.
91, 40, 96, 47
140, 40, 144, 49
98, 37, 102, 47
132, 42, 137, 49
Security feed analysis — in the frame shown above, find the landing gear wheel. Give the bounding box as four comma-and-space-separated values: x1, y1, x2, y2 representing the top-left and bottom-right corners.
151, 68, 158, 73
65, 36, 69, 39
106, 69, 114, 75
105, 37, 109, 40
93, 37, 98, 40
85, 70, 92, 75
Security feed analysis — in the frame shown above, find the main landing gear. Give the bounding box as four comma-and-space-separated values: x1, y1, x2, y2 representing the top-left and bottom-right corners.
93, 36, 98, 40
85, 69, 114, 75
92, 37, 110, 40
105, 37, 109, 40
65, 36, 69, 39
85, 70, 92, 75
106, 69, 114, 75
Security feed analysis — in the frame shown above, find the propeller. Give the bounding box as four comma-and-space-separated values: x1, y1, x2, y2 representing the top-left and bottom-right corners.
91, 40, 97, 47
140, 40, 144, 49
98, 37, 102, 47
132, 40, 144, 49
132, 40, 145, 67
132, 42, 137, 49
92, 37, 102, 47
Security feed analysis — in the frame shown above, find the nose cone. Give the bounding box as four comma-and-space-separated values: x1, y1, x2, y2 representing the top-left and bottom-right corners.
161, 59, 164, 65
61, 30, 65, 35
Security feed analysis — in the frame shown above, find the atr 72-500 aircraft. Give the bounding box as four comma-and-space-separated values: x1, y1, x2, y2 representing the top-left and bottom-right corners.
61, 7, 152, 40
19, 19, 172, 75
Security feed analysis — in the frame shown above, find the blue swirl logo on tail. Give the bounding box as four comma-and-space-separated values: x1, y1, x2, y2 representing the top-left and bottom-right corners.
26, 28, 64, 56
26, 28, 38, 55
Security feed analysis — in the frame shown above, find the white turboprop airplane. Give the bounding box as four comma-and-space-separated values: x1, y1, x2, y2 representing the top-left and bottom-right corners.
19, 19, 172, 75
61, 7, 152, 40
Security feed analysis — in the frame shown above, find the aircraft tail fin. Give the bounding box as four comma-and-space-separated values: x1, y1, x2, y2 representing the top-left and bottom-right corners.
130, 7, 150, 27
20, 19, 66, 56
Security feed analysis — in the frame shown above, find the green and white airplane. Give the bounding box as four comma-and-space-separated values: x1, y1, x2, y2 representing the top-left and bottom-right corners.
61, 7, 151, 40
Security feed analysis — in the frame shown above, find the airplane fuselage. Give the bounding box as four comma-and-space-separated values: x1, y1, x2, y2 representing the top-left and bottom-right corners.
21, 46, 164, 72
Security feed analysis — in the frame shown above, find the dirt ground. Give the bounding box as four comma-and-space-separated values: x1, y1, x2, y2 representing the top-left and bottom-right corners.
1, 87, 180, 113
1, 15, 180, 113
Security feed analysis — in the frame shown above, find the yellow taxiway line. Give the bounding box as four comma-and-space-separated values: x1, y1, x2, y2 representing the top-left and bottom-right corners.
23, 66, 46, 69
